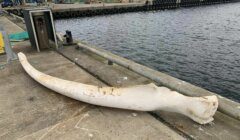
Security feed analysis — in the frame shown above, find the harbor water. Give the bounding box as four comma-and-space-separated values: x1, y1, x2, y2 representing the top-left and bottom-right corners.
56, 3, 240, 102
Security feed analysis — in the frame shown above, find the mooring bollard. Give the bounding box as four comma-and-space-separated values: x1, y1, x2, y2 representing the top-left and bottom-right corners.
64, 30, 73, 45
108, 60, 113, 65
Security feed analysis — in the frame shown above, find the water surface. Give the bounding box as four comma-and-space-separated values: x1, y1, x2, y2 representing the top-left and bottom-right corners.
56, 3, 240, 102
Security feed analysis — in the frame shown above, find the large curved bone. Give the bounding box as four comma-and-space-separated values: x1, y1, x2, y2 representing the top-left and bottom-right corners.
18, 52, 218, 124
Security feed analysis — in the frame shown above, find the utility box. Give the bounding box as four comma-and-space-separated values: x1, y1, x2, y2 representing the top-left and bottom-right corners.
23, 9, 58, 52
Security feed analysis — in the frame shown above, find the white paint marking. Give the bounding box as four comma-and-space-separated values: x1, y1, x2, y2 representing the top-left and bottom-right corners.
88, 133, 93, 137
39, 123, 60, 140
198, 127, 204, 131
132, 113, 137, 117
75, 113, 89, 128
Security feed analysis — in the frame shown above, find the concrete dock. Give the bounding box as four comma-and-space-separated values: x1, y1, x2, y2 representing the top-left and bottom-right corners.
0, 14, 240, 140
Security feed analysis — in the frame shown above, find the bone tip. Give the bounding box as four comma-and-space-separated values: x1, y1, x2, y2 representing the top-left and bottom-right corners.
186, 95, 219, 124
17, 52, 27, 61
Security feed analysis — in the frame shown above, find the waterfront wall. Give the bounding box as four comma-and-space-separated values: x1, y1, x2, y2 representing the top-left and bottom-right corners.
4, 0, 237, 19
52, 0, 234, 19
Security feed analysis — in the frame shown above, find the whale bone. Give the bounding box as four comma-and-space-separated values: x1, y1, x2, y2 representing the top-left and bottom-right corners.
18, 52, 218, 124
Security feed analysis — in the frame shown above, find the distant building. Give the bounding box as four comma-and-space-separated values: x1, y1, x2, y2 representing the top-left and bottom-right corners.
54, 0, 145, 4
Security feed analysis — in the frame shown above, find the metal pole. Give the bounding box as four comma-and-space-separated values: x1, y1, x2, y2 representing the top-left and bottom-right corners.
0, 30, 18, 63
